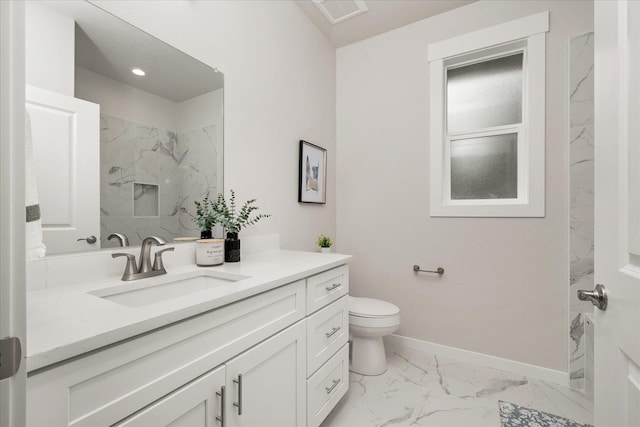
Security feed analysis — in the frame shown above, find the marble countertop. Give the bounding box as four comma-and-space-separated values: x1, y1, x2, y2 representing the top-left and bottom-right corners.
27, 250, 351, 372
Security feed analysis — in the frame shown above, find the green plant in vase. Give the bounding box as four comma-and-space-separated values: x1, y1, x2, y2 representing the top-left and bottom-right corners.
215, 189, 271, 262
317, 234, 333, 253
180, 191, 219, 239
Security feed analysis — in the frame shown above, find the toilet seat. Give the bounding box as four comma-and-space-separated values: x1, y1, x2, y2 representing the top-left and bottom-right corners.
349, 297, 399, 318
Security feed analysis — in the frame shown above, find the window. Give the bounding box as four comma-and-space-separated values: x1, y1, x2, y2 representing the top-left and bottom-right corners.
428, 12, 548, 217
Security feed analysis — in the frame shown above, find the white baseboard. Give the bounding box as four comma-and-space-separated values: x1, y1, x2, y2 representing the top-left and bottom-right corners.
384, 334, 569, 386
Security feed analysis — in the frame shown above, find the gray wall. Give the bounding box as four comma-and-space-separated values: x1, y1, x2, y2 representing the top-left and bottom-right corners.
336, 0, 593, 372
95, 0, 337, 251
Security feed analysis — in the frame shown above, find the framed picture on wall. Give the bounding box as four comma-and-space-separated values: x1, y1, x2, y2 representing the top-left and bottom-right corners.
298, 140, 327, 204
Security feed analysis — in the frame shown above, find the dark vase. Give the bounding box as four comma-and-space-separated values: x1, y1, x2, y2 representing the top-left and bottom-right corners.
200, 229, 212, 239
225, 232, 241, 262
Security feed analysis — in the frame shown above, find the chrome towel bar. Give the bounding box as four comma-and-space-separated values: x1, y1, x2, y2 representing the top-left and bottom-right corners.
413, 265, 445, 275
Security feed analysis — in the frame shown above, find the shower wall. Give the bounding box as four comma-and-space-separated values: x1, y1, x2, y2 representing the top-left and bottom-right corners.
100, 113, 218, 247
568, 32, 594, 391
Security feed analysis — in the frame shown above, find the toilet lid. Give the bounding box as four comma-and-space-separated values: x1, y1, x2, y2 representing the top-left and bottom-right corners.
349, 296, 400, 317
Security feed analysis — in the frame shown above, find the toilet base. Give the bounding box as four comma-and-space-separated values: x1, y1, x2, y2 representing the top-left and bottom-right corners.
350, 336, 388, 376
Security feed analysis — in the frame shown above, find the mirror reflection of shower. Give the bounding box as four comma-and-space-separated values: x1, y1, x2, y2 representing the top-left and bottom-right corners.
25, 1, 224, 254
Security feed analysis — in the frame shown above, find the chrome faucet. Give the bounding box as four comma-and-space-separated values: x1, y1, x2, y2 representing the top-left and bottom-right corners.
112, 236, 174, 281
139, 236, 167, 273
107, 232, 130, 247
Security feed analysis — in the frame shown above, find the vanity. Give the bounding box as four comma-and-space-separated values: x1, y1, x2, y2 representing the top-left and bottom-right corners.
27, 249, 351, 427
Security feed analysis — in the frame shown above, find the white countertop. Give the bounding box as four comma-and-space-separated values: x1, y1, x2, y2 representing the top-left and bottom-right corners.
27, 250, 351, 372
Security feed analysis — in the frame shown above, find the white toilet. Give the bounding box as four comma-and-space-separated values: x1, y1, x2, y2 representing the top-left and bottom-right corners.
349, 296, 401, 375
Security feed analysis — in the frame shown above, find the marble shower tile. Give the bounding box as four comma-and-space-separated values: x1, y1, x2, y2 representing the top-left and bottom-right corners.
570, 33, 594, 105
136, 125, 185, 175
321, 348, 593, 427
584, 315, 594, 401
570, 126, 594, 221
570, 220, 594, 313
569, 312, 585, 390
570, 100, 594, 128
100, 114, 216, 246
100, 114, 136, 171
177, 125, 218, 237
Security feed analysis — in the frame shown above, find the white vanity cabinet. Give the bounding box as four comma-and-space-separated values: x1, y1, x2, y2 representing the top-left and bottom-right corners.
304, 265, 350, 427
27, 262, 350, 427
116, 322, 306, 427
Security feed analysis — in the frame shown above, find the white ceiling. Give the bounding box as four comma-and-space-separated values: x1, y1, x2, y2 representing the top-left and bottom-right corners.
42, 1, 223, 103
294, 0, 477, 48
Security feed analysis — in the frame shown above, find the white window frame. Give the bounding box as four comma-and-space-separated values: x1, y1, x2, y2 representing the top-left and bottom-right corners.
428, 11, 549, 217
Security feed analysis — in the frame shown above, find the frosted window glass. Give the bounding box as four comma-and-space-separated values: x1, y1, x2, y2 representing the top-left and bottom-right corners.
447, 53, 523, 133
451, 134, 518, 200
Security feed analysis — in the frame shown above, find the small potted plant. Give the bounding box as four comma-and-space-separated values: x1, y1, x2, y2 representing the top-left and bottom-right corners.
317, 234, 333, 253
215, 189, 270, 262
181, 191, 218, 239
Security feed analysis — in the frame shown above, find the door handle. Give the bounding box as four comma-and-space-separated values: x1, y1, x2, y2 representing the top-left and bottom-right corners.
577, 283, 607, 311
325, 326, 341, 338
216, 385, 226, 426
325, 283, 341, 292
233, 373, 243, 415
325, 378, 341, 394
77, 235, 97, 244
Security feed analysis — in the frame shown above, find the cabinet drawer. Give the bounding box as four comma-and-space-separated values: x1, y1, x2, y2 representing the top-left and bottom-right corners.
306, 295, 348, 376
27, 281, 305, 427
307, 343, 349, 427
306, 265, 349, 314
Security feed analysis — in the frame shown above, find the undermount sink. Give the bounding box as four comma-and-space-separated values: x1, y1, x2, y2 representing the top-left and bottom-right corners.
89, 271, 250, 308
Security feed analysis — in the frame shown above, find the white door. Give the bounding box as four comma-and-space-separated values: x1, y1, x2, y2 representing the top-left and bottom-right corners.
594, 1, 640, 425
25, 85, 99, 254
225, 322, 306, 427
115, 366, 226, 427
0, 1, 26, 426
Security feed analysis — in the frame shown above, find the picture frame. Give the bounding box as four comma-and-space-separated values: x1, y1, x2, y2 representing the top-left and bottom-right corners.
298, 140, 327, 204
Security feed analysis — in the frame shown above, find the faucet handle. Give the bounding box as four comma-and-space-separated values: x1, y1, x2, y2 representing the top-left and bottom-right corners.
153, 247, 174, 272
108, 233, 130, 247
112, 253, 138, 277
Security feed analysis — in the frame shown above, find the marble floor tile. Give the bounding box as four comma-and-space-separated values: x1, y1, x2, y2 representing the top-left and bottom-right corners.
321, 347, 592, 427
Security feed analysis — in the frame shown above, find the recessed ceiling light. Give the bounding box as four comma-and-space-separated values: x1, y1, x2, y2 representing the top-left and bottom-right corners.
131, 68, 146, 76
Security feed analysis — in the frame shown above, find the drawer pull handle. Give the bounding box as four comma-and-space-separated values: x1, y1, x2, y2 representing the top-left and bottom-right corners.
233, 374, 243, 415
216, 385, 226, 426
325, 283, 341, 292
325, 326, 341, 338
325, 378, 341, 394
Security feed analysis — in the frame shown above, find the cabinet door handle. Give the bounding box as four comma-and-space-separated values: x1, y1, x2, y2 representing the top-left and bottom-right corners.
216, 385, 226, 426
325, 326, 341, 338
325, 378, 341, 394
325, 283, 341, 292
233, 373, 243, 415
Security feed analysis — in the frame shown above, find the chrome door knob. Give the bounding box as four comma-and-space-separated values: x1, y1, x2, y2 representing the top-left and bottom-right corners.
77, 235, 97, 244
577, 283, 608, 311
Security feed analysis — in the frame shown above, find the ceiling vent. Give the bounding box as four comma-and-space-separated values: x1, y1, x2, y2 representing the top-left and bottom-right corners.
312, 0, 369, 25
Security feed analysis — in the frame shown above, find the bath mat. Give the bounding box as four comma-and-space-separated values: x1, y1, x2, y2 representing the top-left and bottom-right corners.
499, 401, 593, 427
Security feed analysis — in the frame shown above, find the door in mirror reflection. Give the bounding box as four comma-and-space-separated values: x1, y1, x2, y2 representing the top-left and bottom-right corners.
26, 85, 100, 254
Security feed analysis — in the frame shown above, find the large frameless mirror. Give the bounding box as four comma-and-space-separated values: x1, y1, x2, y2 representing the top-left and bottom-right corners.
25, 0, 223, 255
